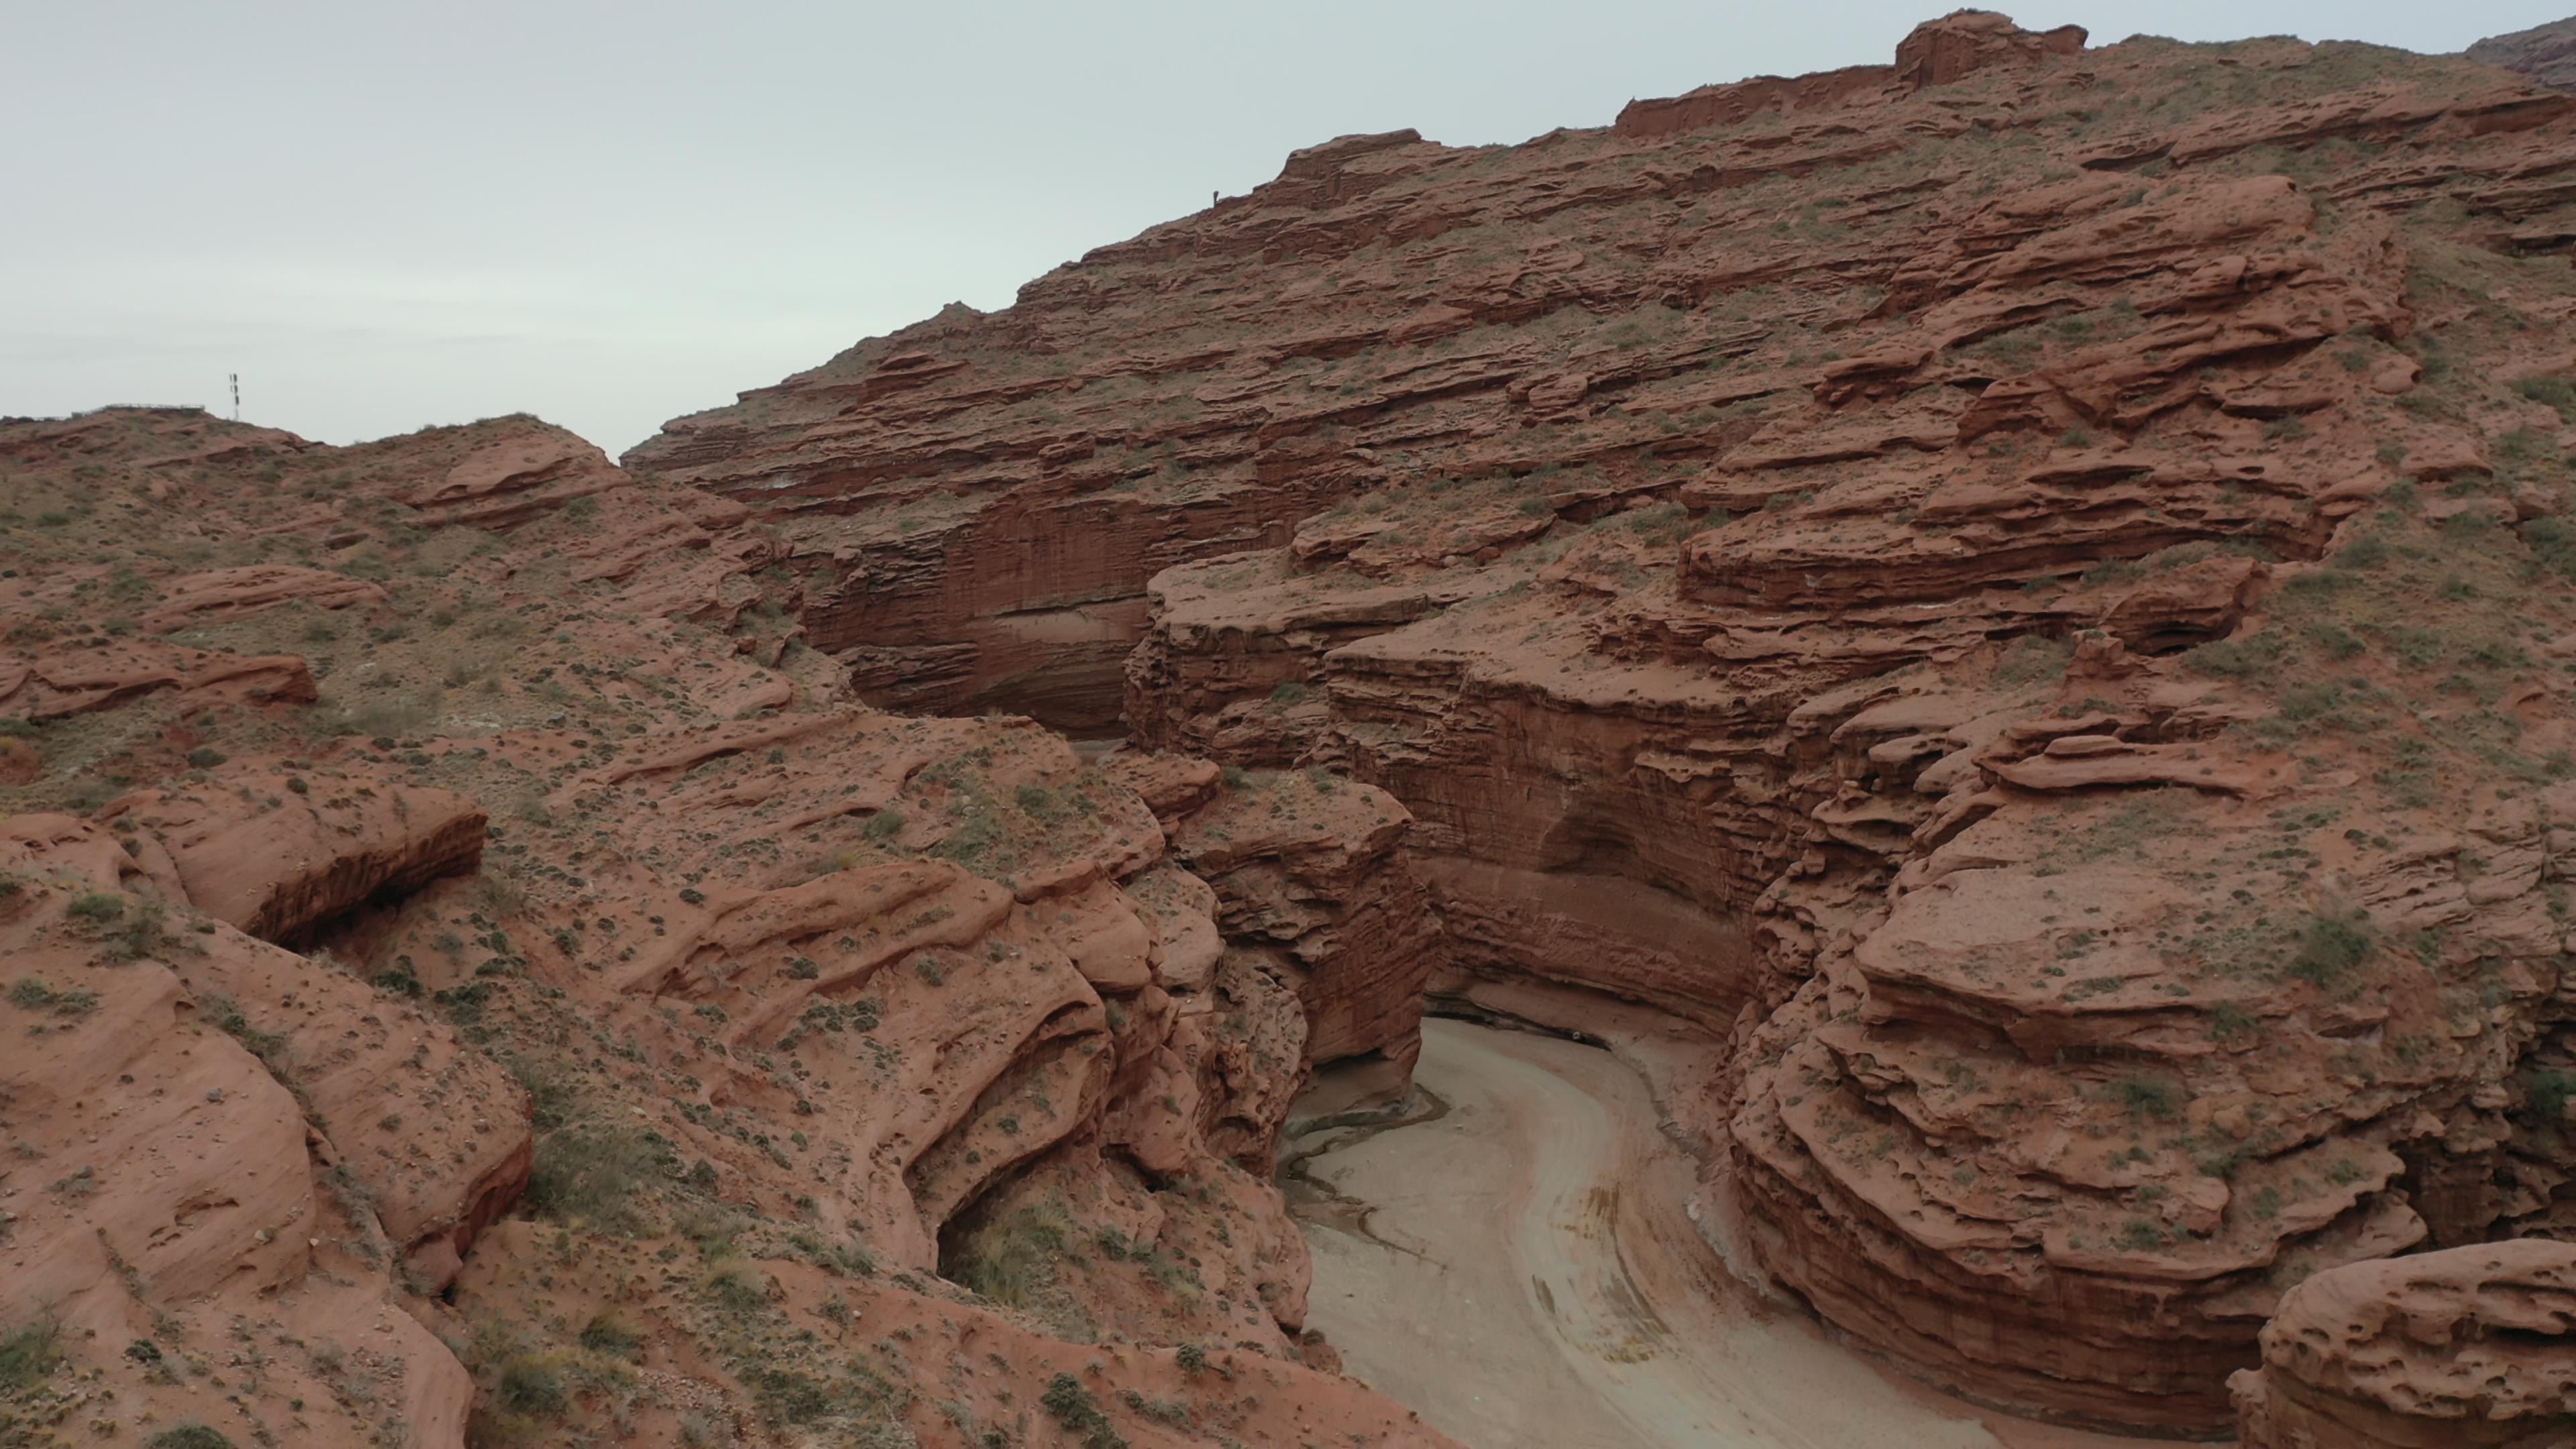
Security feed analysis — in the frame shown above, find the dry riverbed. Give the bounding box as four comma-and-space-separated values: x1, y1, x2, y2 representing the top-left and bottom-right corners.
1285, 1018, 2153, 1449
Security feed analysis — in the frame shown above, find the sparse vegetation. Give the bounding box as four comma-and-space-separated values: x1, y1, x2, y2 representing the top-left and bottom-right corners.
145, 1428, 237, 1449
2288, 910, 2375, 989
0, 1318, 61, 1393
1042, 1373, 1127, 1449
2110, 1074, 2184, 1122
524, 1125, 673, 1236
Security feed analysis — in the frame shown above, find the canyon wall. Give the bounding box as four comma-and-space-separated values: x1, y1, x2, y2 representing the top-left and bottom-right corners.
628, 11, 2576, 1436
0, 408, 1450, 1448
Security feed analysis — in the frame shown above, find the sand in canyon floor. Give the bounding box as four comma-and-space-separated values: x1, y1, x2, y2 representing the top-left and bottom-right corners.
1289, 1018, 2154, 1449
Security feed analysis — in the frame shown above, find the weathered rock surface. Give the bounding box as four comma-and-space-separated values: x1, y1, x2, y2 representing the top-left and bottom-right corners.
2231, 1239, 2576, 1448
629, 9, 2576, 1435
139, 564, 387, 634
113, 769, 487, 943
0, 405, 1452, 1446
23, 6, 2576, 1442
2471, 15, 2576, 95
1115, 754, 1446, 1073
0, 639, 316, 720
0, 833, 513, 1449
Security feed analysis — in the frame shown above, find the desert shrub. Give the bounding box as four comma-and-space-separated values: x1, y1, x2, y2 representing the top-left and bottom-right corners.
743, 1364, 835, 1424
524, 1125, 669, 1235
502, 1053, 577, 1132
2205, 1004, 2259, 1041
2184, 631, 2288, 680
704, 1265, 765, 1313
2524, 1069, 2576, 1126
2333, 532, 2392, 570
2516, 376, 2576, 420
496, 1353, 569, 1417
1042, 1373, 1126, 1449
945, 1202, 1072, 1310
2524, 516, 2576, 579
2110, 1074, 2183, 1121
101, 900, 175, 963
146, 1429, 235, 1449
2289, 910, 2375, 987
577, 1312, 641, 1360
2116, 1217, 2171, 1251
199, 994, 291, 1075
1996, 634, 2072, 686
0, 1318, 60, 1391
6, 979, 97, 1016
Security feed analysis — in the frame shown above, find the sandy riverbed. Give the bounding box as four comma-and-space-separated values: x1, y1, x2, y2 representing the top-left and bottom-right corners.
1286, 1018, 2157, 1449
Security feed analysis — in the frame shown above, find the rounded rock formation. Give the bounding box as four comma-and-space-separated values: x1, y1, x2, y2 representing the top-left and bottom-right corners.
2231, 1239, 2576, 1448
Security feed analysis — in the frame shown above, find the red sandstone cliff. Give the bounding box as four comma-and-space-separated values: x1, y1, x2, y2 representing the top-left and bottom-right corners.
625, 11, 2576, 1436
0, 407, 1451, 1448
15, 7, 2576, 1442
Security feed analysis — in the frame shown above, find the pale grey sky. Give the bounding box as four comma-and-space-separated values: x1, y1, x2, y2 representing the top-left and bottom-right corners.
3, 1, 2563, 455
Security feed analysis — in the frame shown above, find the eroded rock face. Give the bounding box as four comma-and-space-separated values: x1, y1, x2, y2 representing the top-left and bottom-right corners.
0, 639, 316, 720
113, 768, 487, 944
0, 835, 515, 1449
2470, 16, 2576, 94
2231, 1239, 2576, 1448
1112, 753, 1445, 1073
627, 9, 2576, 1435
1893, 8, 2086, 89
0, 406, 1453, 1446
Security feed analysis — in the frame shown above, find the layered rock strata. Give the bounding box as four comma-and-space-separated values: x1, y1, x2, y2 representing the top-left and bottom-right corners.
0, 407, 1450, 1448
2231, 1239, 2576, 1448
630, 10, 2576, 1434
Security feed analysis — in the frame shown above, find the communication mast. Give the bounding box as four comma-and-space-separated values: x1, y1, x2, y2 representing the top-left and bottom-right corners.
229, 373, 240, 421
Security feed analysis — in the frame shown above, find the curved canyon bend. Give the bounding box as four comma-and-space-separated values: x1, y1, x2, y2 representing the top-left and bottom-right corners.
1287, 1020, 2145, 1449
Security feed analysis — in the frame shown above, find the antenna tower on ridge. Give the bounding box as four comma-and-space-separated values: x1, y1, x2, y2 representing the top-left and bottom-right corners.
229, 373, 240, 421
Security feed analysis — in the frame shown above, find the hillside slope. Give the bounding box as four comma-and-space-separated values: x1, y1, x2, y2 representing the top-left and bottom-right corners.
0, 407, 1450, 1449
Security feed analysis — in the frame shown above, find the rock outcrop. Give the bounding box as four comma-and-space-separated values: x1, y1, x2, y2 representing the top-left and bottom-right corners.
2231, 1239, 2576, 1448
0, 826, 522, 1448
0, 405, 1452, 1446
113, 769, 487, 944
627, 9, 2576, 1436
2471, 15, 2576, 94
1112, 753, 1445, 1073
0, 639, 316, 720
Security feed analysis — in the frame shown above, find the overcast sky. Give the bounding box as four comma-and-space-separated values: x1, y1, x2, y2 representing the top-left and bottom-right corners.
4, 2, 2563, 457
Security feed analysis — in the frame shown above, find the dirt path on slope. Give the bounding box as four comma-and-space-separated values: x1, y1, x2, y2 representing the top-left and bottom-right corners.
1287, 1018, 2155, 1449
